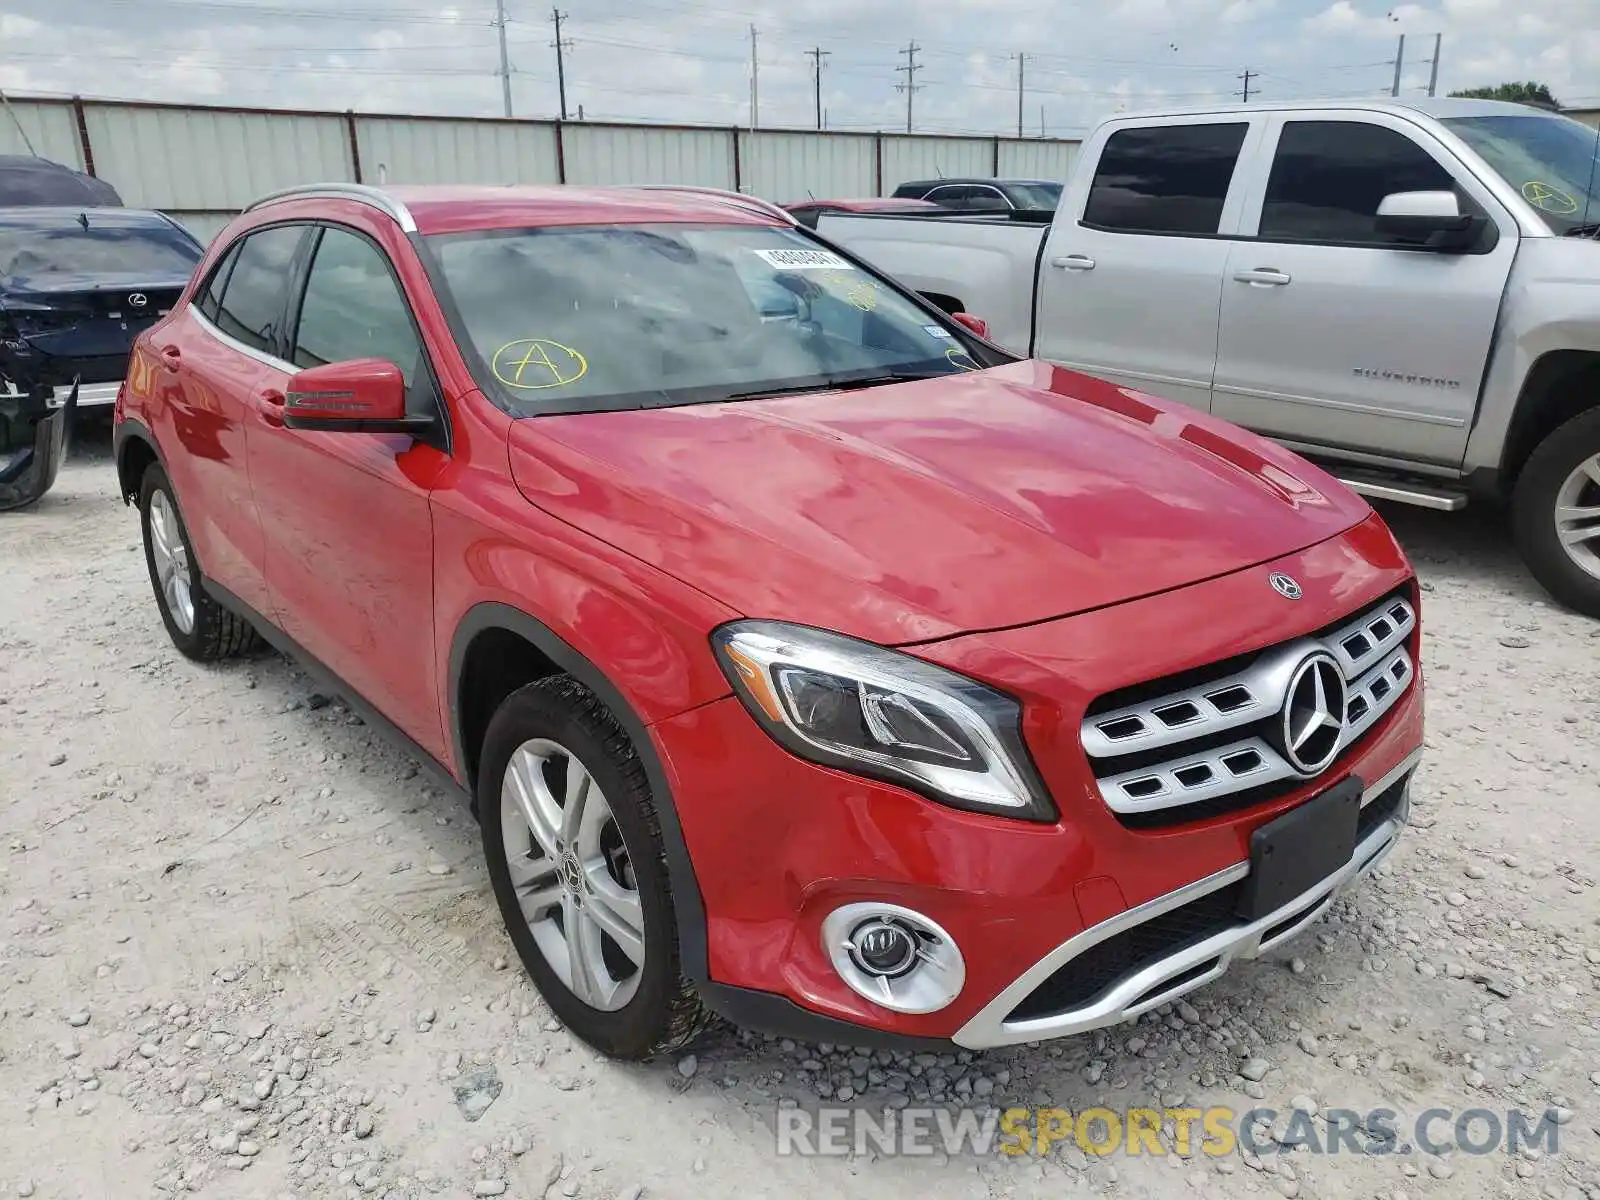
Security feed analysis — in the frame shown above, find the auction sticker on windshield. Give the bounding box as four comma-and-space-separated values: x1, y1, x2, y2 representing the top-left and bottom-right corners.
752, 248, 853, 271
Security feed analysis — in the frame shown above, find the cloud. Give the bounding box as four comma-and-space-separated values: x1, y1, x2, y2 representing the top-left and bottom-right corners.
0, 0, 1590, 139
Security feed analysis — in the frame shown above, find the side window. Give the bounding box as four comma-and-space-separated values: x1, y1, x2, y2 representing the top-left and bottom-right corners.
1259, 121, 1468, 246
968, 187, 1011, 211
1083, 123, 1250, 235
291, 226, 434, 414
925, 185, 971, 210
212, 226, 304, 355
195, 242, 239, 323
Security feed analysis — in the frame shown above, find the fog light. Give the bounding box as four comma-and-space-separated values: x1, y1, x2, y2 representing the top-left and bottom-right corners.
848, 918, 921, 978
821, 903, 965, 1014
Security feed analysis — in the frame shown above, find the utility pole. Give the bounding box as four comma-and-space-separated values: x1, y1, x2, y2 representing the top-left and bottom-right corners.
896, 41, 921, 134
1014, 53, 1026, 137
1237, 69, 1258, 103
550, 8, 571, 120
806, 46, 830, 131
1425, 32, 1441, 96
749, 25, 759, 128
1391, 33, 1405, 97
494, 0, 513, 117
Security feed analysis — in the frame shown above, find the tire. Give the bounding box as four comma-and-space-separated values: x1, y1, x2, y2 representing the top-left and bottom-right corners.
138, 463, 261, 660
1512, 408, 1600, 619
479, 676, 707, 1060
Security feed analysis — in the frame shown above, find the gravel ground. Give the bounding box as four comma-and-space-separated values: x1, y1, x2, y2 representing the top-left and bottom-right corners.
3, 427, 1599, 1200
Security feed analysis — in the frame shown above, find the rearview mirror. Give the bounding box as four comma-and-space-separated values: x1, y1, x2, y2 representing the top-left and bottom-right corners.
1375, 190, 1482, 252
285, 358, 431, 435
951, 312, 989, 339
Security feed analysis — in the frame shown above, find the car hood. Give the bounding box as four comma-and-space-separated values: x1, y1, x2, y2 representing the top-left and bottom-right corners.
506, 360, 1373, 645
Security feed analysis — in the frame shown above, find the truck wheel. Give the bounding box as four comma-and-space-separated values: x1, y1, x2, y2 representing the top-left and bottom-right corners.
138, 463, 261, 659
478, 675, 708, 1060
1512, 408, 1600, 618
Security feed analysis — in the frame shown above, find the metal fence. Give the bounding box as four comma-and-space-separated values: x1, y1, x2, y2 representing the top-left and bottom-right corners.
0, 95, 1082, 244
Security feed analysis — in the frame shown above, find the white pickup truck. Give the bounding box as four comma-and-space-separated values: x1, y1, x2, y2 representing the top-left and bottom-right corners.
817, 98, 1600, 616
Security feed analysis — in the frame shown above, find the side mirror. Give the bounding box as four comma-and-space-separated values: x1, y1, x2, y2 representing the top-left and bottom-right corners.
1375, 190, 1482, 251
951, 312, 989, 339
284, 358, 431, 435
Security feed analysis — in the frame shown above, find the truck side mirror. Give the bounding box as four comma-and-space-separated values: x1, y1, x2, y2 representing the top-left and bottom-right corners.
1375, 190, 1482, 252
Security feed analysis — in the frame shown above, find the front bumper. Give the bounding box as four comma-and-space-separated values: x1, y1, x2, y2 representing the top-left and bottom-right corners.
952, 750, 1414, 1048
651, 513, 1423, 1047
48, 380, 119, 408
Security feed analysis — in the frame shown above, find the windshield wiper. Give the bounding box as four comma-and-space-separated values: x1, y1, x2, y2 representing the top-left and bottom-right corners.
1562, 222, 1600, 239
723, 370, 953, 401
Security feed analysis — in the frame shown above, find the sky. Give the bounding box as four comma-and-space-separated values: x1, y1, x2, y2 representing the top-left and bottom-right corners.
0, 0, 1595, 138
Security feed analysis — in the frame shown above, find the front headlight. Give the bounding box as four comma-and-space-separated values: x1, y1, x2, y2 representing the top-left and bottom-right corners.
711, 621, 1055, 821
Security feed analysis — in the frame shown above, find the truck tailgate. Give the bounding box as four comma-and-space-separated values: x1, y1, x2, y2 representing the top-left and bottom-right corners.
817, 212, 1048, 355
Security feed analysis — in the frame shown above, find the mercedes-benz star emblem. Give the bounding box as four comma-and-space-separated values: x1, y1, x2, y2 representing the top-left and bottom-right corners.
1280, 653, 1346, 775
1269, 572, 1303, 600
128, 293, 148, 309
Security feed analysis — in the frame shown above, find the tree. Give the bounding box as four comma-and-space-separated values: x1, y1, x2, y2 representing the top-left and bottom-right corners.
1449, 81, 1563, 109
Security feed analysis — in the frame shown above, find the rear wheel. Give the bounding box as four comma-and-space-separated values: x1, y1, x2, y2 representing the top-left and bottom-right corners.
478, 676, 706, 1060
1512, 408, 1600, 619
138, 463, 261, 659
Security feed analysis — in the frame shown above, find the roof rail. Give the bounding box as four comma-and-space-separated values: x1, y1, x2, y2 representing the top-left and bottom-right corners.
245, 182, 417, 233
628, 184, 794, 224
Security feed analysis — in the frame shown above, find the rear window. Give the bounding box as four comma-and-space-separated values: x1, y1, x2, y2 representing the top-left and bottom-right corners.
0, 221, 202, 278
1084, 123, 1249, 235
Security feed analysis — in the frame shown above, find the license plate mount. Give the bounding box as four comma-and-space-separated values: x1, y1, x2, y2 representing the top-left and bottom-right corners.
1236, 776, 1362, 922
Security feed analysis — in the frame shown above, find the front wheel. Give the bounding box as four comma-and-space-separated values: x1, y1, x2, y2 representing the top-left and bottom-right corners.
478, 676, 707, 1060
138, 463, 261, 659
1512, 408, 1600, 619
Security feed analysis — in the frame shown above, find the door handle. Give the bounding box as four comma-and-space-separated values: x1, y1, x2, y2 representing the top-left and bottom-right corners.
1233, 268, 1292, 286
257, 387, 286, 427
1051, 254, 1096, 271
158, 345, 182, 372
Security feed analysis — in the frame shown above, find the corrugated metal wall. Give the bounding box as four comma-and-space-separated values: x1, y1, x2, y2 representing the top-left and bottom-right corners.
743, 131, 876, 201
880, 136, 996, 191
562, 124, 736, 188
356, 116, 560, 186
997, 138, 1079, 184
0, 96, 1081, 242
0, 100, 83, 168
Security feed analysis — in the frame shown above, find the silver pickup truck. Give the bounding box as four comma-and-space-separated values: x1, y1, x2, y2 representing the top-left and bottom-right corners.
818, 98, 1600, 616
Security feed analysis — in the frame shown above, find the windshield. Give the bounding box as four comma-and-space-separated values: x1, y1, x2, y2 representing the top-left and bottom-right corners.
0, 222, 202, 278
427, 223, 987, 415
1442, 113, 1600, 235
1009, 182, 1063, 210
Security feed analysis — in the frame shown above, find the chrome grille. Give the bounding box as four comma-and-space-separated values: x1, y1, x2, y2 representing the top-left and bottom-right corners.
1083, 593, 1416, 819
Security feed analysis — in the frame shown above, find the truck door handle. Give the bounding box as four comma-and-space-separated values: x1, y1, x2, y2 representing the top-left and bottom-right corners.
1051, 254, 1096, 271
1233, 268, 1292, 286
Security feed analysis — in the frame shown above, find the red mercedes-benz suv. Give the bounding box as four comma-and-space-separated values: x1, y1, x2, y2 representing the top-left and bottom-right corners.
113, 183, 1423, 1060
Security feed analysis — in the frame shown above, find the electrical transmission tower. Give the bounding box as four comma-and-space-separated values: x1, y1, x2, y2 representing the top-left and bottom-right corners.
896, 42, 922, 133
551, 8, 573, 120
1236, 69, 1259, 103
806, 46, 831, 130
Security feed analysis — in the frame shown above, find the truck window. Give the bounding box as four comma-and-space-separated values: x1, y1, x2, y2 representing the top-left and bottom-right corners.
1259, 121, 1467, 246
1082, 123, 1248, 236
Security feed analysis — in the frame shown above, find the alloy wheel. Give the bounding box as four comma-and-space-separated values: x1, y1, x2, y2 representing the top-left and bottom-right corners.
499, 738, 646, 1012
148, 490, 196, 635
1554, 454, 1600, 581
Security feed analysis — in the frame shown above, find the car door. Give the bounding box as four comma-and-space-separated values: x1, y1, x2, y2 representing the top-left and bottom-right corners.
1032, 118, 1262, 413
149, 225, 304, 617
245, 221, 450, 760
1210, 113, 1518, 467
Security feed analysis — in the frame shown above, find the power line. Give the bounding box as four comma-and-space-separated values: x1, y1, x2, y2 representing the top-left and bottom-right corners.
805, 46, 830, 131
896, 41, 921, 133
551, 8, 573, 120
